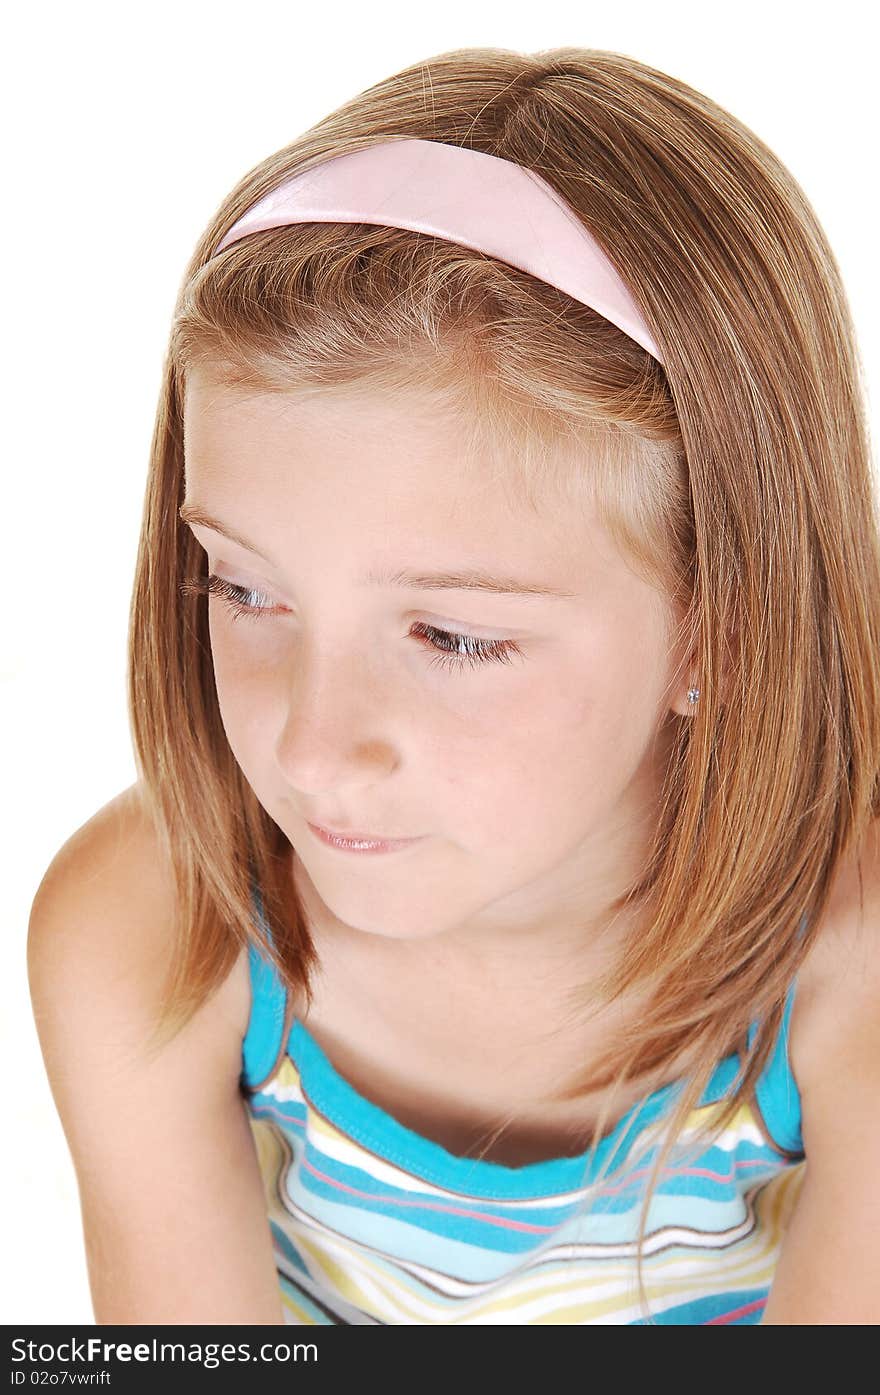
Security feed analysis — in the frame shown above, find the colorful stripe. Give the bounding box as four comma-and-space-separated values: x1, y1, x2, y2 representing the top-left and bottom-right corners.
241, 929, 806, 1325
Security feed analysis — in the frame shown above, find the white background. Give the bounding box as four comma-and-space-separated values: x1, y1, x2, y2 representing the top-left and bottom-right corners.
4, 0, 876, 1325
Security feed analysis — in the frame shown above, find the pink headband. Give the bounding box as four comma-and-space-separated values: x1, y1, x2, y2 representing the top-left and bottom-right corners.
212, 137, 663, 366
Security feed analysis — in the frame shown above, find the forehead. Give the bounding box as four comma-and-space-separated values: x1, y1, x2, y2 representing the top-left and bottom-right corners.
184, 365, 545, 486
181, 366, 627, 581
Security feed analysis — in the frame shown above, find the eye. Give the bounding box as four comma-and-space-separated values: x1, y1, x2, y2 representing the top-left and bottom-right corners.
409, 621, 522, 670
179, 573, 524, 669
180, 572, 277, 622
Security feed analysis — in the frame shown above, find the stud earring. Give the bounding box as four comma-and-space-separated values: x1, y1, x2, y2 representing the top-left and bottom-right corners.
687, 687, 700, 705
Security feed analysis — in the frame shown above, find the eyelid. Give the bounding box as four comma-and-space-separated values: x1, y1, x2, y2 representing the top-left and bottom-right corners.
414, 610, 522, 641
199, 554, 280, 595
204, 563, 529, 640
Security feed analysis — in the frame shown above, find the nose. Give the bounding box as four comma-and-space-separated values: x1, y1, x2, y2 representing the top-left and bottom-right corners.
274, 639, 399, 796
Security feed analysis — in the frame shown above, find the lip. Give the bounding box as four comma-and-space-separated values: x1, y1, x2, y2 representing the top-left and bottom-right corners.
307, 821, 424, 854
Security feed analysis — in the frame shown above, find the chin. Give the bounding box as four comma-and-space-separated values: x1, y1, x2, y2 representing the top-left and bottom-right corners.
308, 874, 458, 943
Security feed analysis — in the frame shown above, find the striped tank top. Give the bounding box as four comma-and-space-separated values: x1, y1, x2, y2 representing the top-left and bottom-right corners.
240, 897, 807, 1325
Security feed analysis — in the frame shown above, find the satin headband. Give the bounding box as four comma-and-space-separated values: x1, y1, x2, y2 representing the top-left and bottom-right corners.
212, 137, 663, 366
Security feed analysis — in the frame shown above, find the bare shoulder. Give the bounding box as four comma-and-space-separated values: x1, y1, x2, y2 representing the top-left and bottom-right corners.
788, 816, 880, 1105
26, 783, 284, 1323
28, 780, 251, 1051
762, 818, 880, 1321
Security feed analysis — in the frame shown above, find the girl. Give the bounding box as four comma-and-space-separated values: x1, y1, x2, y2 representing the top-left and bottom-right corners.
28, 46, 880, 1326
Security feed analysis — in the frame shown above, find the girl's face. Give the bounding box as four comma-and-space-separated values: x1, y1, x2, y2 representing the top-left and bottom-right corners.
182, 366, 693, 958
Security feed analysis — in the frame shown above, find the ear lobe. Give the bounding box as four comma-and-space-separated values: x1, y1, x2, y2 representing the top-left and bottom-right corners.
678, 658, 735, 716
671, 614, 738, 718
668, 627, 701, 717
671, 679, 700, 718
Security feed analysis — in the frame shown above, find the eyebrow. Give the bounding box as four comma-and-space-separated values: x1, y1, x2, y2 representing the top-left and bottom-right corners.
179, 504, 578, 599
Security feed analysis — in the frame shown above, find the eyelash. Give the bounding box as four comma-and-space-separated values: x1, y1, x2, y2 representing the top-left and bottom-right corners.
179, 573, 523, 671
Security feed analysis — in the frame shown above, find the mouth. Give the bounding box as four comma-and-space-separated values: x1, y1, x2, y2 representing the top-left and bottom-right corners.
307, 821, 424, 854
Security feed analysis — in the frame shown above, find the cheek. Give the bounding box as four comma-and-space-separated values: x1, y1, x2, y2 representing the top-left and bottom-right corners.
447, 656, 653, 848
432, 674, 601, 834
207, 622, 647, 831
207, 626, 275, 750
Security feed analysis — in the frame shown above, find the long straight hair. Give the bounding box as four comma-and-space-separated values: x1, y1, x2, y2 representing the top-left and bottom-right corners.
128, 46, 880, 1316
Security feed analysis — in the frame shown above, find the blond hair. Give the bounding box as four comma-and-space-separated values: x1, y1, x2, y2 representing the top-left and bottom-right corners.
128, 46, 880, 1317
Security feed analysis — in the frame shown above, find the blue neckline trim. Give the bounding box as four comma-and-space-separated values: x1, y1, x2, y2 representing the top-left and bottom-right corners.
281, 1015, 746, 1200
242, 893, 806, 1198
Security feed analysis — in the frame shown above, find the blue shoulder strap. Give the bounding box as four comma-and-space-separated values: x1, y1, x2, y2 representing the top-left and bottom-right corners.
240, 881, 289, 1090
747, 910, 808, 1156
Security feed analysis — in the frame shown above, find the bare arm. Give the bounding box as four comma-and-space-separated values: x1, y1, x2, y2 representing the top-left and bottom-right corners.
761, 821, 880, 1323
27, 784, 286, 1325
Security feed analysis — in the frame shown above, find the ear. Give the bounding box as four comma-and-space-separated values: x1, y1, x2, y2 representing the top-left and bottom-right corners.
668, 626, 737, 718
666, 603, 702, 719
669, 662, 701, 718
